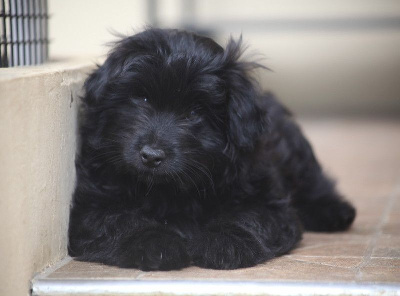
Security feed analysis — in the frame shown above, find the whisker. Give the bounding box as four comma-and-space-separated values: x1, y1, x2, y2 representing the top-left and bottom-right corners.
145, 174, 154, 197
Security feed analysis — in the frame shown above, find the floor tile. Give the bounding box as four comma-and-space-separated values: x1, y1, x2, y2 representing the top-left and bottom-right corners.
139, 256, 359, 282
47, 259, 142, 280
358, 265, 400, 283
372, 234, 400, 258
292, 238, 369, 257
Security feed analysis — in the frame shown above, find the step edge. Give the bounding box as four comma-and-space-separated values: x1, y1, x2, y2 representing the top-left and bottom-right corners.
31, 278, 400, 296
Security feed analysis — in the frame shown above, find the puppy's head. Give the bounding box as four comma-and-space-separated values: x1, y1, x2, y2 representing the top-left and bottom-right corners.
82, 29, 265, 188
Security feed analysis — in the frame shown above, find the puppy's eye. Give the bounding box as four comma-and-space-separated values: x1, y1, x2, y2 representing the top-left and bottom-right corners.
186, 110, 198, 120
130, 96, 148, 103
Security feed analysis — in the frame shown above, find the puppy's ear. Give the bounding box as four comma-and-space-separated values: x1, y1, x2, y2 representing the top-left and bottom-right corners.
83, 65, 107, 106
83, 31, 158, 106
83, 55, 122, 106
223, 38, 266, 152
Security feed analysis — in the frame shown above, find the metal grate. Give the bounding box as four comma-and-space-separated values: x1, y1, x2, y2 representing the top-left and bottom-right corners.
0, 0, 49, 67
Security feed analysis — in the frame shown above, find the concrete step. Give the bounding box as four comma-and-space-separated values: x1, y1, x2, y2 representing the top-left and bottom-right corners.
31, 119, 400, 296
0, 58, 96, 296
32, 255, 400, 296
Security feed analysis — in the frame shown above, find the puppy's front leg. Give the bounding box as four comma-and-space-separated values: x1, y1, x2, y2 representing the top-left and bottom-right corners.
68, 206, 190, 271
189, 201, 302, 269
117, 227, 191, 271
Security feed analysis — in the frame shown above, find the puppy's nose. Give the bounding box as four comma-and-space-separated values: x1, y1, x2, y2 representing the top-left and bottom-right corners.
140, 145, 166, 167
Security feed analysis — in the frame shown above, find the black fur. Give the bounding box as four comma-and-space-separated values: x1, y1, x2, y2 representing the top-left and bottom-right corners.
68, 28, 356, 271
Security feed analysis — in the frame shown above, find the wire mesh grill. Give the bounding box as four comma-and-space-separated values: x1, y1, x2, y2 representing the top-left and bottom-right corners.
0, 0, 49, 67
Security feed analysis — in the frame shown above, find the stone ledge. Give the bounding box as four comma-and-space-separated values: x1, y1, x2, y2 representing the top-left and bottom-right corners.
0, 58, 95, 296
32, 277, 400, 296
0, 57, 98, 82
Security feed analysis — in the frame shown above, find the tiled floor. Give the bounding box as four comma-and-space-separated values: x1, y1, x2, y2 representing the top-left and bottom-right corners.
32, 118, 400, 296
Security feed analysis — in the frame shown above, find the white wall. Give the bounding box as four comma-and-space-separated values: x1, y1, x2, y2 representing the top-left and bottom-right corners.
49, 0, 148, 57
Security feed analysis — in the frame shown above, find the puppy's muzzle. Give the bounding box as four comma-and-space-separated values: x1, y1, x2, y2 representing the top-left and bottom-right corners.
140, 145, 166, 167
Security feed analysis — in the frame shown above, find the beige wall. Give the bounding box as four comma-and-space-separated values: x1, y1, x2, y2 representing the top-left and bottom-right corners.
0, 60, 93, 296
49, 0, 400, 116
49, 0, 147, 57
251, 30, 400, 117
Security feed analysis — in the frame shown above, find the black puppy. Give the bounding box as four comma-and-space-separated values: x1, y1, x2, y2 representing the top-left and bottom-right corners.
68, 28, 356, 271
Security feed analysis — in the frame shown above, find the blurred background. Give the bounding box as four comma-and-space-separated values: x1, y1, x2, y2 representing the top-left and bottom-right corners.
49, 0, 400, 117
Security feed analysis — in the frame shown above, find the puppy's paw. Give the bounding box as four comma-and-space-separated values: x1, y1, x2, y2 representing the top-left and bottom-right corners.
299, 199, 356, 232
189, 232, 261, 270
326, 200, 356, 231
119, 230, 190, 271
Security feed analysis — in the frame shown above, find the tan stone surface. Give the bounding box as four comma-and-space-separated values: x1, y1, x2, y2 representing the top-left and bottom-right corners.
37, 118, 400, 287
290, 233, 369, 257
372, 235, 400, 258
48, 259, 142, 280
358, 265, 400, 283
0, 59, 95, 296
382, 195, 400, 236
139, 257, 359, 282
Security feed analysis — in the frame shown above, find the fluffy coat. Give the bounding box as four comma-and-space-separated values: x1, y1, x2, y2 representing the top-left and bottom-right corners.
68, 28, 356, 270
